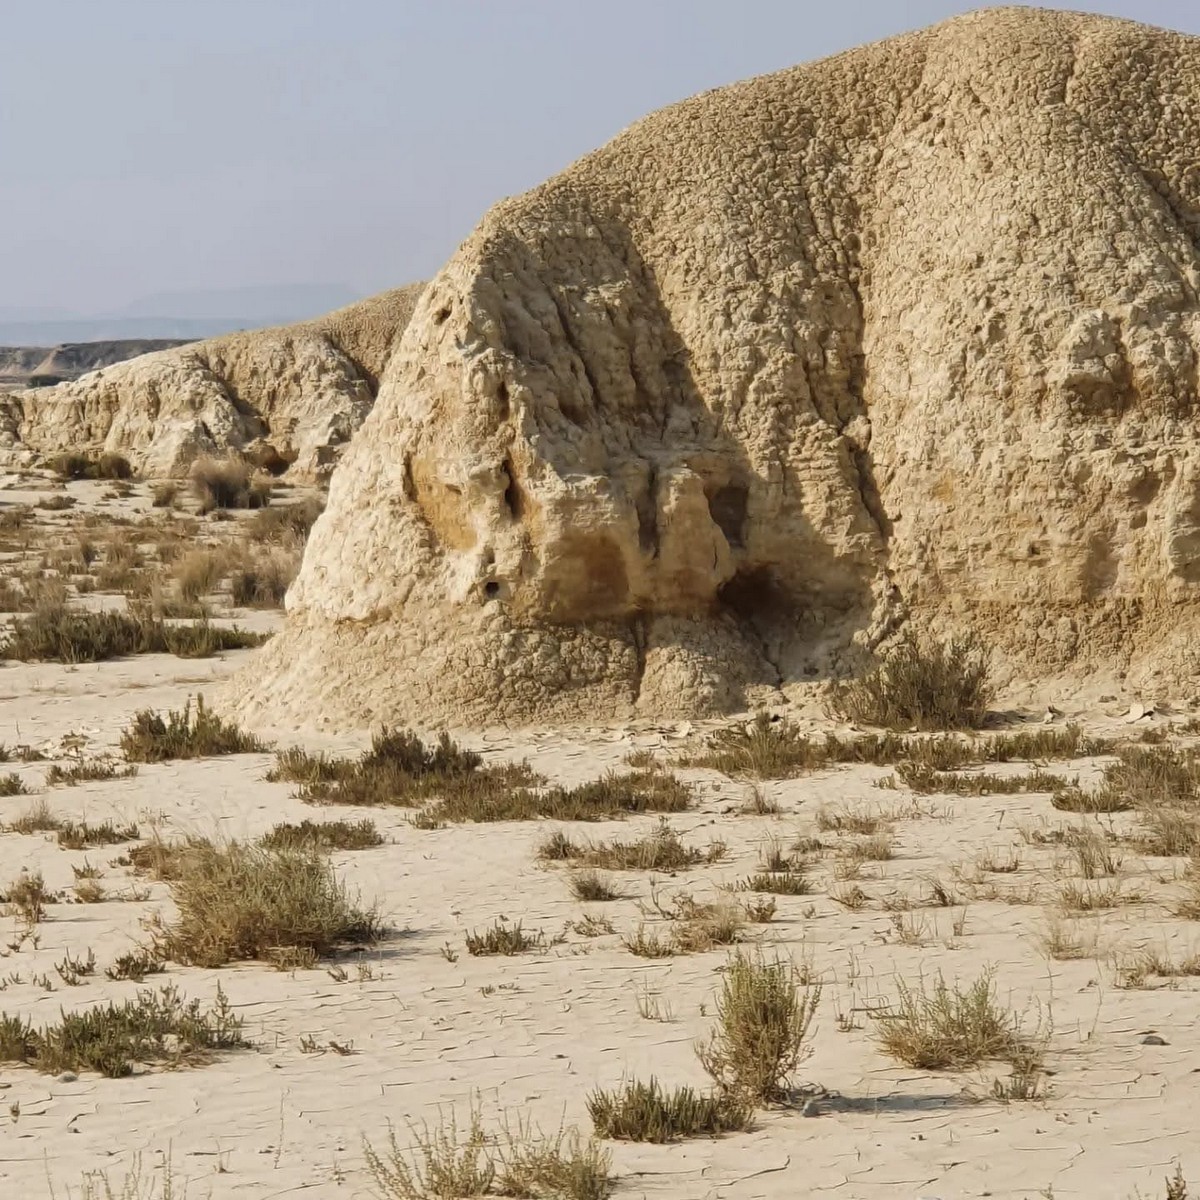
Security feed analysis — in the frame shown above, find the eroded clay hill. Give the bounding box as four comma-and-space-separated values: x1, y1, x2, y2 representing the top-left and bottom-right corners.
234, 7, 1200, 729
0, 285, 424, 478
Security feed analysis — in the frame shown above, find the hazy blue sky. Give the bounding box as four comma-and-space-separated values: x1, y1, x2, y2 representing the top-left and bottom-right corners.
4, 0, 1199, 314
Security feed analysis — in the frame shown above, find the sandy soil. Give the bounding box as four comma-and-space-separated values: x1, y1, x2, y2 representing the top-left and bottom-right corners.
0, 474, 1194, 1199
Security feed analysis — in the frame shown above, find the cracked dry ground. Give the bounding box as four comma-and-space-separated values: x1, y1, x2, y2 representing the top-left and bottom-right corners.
0, 482, 1195, 1199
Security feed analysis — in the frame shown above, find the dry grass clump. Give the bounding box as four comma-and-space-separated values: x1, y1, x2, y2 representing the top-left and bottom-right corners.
1, 600, 264, 663
105, 950, 167, 983
48, 451, 133, 482
0, 771, 28, 796
465, 919, 545, 956
45, 759, 137, 787
1055, 744, 1200, 815
635, 892, 749, 955
227, 547, 298, 608
829, 630, 994, 730
272, 729, 690, 823
7, 798, 60, 833
0, 983, 244, 1077
697, 950, 821, 1103
114, 834, 208, 881
872, 971, 1038, 1074
57, 820, 140, 850
120, 696, 269, 762
172, 548, 225, 602
1038, 916, 1097, 961
538, 820, 726, 872
587, 1079, 752, 1143
244, 496, 324, 541
569, 871, 623, 902
1172, 856, 1200, 919
189, 456, 273, 513
2, 869, 58, 923
151, 839, 383, 968
736, 871, 812, 895
365, 1103, 612, 1200
151, 480, 181, 508
891, 763, 1071, 796
259, 819, 384, 852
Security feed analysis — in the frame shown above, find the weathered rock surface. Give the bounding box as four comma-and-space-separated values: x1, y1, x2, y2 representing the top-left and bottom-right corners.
233, 8, 1200, 729
0, 285, 424, 478
0, 339, 192, 388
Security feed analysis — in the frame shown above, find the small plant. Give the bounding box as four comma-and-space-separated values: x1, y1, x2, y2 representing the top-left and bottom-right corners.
829, 630, 994, 731
57, 820, 141, 850
120, 696, 269, 762
872, 970, 1028, 1070
1038, 917, 1096, 961
48, 451, 133, 482
2, 870, 57, 923
151, 480, 181, 508
7, 799, 62, 834
105, 950, 166, 983
259, 819, 384, 851
45, 759, 138, 787
621, 925, 675, 958
364, 1102, 612, 1200
736, 872, 811, 895
696, 950, 820, 1103
189, 456, 273, 514
0, 772, 27, 796
55, 948, 97, 986
0, 983, 245, 1077
465, 919, 544, 956
538, 820, 725, 872
152, 839, 382, 967
569, 870, 623, 902
587, 1078, 752, 1142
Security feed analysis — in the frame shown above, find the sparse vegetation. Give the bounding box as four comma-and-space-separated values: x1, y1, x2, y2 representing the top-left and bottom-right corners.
696, 950, 820, 1103
259, 818, 384, 851
569, 871, 623, 902
189, 456, 273, 514
150, 839, 383, 967
587, 1079, 752, 1142
872, 971, 1036, 1072
2, 869, 58, 923
0, 772, 28, 796
538, 820, 726, 872
48, 452, 133, 482
120, 696, 269, 762
0, 984, 244, 1077
45, 759, 137, 787
365, 1103, 612, 1200
465, 919, 544, 956
829, 630, 994, 730
1, 601, 264, 663
57, 820, 140, 850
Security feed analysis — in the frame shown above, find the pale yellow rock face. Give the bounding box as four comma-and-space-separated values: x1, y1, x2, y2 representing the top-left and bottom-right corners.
234, 8, 1200, 729
0, 285, 424, 478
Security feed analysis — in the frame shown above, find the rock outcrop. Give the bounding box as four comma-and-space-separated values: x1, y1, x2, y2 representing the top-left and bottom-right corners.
233, 8, 1200, 729
0, 285, 424, 478
0, 340, 192, 388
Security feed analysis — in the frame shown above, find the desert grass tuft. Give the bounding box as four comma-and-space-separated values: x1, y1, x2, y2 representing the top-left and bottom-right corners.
538, 820, 726, 872
57, 820, 140, 850
365, 1102, 612, 1200
587, 1078, 752, 1142
45, 759, 138, 787
829, 630, 994, 731
0, 983, 244, 1077
189, 456, 273, 514
872, 971, 1035, 1071
259, 819, 384, 852
151, 839, 382, 968
48, 452, 133, 482
696, 950, 820, 1103
120, 696, 269, 762
569, 871, 623, 902
465, 919, 544, 957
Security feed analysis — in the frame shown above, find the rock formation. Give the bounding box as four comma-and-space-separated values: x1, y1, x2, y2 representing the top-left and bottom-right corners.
0, 285, 424, 478
232, 7, 1200, 729
0, 340, 192, 388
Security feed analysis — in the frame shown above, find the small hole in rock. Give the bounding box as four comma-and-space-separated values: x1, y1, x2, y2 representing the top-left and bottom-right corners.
434, 305, 451, 325
484, 581, 501, 598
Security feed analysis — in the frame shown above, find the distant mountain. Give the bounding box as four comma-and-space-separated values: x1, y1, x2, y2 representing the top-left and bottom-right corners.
0, 283, 363, 345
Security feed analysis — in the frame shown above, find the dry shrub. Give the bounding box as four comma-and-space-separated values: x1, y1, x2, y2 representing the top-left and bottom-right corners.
189, 456, 273, 514
45, 759, 137, 787
150, 480, 181, 509
152, 839, 382, 967
259, 819, 383, 851
173, 549, 225, 602
872, 971, 1037, 1072
2, 869, 58, 923
57, 820, 140, 850
244, 496, 324, 542
893, 763, 1071, 796
1, 600, 263, 663
227, 546, 299, 608
120, 696, 269, 762
49, 451, 133, 482
1056, 745, 1200, 816
736, 871, 811, 895
587, 1079, 752, 1143
365, 1102, 611, 1200
0, 772, 27, 796
697, 950, 820, 1103
538, 820, 726, 871
0, 984, 244, 1077
569, 871, 623, 901
830, 630, 994, 731
465, 918, 544, 956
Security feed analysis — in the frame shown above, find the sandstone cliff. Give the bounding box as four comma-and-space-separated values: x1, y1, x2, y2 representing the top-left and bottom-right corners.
233, 7, 1200, 729
0, 285, 424, 477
